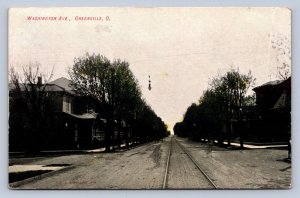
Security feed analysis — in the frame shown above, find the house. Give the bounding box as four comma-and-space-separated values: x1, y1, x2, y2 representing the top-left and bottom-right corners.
252, 77, 291, 142
253, 77, 291, 111
9, 77, 100, 151
47, 77, 100, 149
229, 77, 291, 143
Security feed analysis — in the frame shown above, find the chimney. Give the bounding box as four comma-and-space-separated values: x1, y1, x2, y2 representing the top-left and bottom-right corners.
37, 76, 42, 87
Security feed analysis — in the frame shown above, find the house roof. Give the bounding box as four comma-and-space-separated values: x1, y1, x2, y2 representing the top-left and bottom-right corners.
49, 77, 73, 92
9, 83, 65, 92
253, 80, 283, 91
253, 77, 291, 92
9, 77, 75, 95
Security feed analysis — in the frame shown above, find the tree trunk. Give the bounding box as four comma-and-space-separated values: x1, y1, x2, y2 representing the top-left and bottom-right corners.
104, 120, 112, 152
239, 121, 244, 148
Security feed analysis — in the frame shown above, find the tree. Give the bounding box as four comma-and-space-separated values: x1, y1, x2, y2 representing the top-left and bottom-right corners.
69, 53, 167, 151
174, 122, 186, 137
9, 62, 54, 152
69, 54, 126, 151
69, 53, 111, 102
198, 89, 224, 142
182, 103, 200, 139
69, 53, 114, 151
271, 33, 291, 80
135, 102, 168, 142
111, 59, 142, 148
211, 69, 255, 112
209, 69, 255, 147
176, 68, 255, 148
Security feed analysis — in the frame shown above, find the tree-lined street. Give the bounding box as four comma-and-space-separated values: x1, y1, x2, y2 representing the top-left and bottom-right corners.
8, 7, 292, 190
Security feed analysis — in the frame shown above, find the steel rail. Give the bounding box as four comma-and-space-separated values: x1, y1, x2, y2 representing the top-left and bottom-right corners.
162, 136, 172, 189
174, 137, 218, 189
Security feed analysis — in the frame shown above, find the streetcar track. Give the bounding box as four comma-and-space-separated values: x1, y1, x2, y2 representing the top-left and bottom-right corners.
162, 136, 172, 189
162, 136, 217, 189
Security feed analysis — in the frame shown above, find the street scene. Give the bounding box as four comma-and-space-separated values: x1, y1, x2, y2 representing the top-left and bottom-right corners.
8, 7, 291, 189
9, 136, 291, 189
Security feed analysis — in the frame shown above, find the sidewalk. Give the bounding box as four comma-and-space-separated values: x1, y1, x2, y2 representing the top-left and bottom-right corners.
220, 140, 288, 149
227, 142, 287, 149
8, 143, 129, 185
9, 142, 142, 158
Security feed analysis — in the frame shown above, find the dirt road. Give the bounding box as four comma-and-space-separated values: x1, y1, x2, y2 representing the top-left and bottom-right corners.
9, 136, 291, 189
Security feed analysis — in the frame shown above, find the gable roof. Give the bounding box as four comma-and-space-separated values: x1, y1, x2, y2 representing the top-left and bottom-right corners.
9, 83, 65, 92
49, 77, 73, 91
9, 77, 75, 95
253, 80, 283, 91
253, 77, 291, 92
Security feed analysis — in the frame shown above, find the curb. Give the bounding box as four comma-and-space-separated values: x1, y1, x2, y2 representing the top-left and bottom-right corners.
9, 165, 75, 189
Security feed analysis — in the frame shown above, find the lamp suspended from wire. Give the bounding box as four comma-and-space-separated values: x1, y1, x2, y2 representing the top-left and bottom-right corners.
148, 75, 152, 91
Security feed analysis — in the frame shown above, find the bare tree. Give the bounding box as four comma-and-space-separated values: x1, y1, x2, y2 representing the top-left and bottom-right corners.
271, 33, 291, 80
9, 62, 53, 152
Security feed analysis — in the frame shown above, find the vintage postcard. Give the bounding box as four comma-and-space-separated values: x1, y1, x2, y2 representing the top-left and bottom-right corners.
8, 7, 291, 189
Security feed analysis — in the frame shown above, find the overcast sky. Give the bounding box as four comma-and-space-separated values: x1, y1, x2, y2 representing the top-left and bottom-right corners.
9, 7, 291, 132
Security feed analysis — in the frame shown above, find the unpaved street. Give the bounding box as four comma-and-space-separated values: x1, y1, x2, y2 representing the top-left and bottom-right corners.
177, 137, 291, 189
10, 141, 169, 189
9, 136, 291, 189
166, 137, 215, 189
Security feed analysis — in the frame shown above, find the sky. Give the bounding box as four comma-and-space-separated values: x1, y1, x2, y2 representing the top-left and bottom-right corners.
9, 7, 291, 132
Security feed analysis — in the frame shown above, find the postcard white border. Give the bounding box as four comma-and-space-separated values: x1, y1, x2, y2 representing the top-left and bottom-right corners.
1, 1, 299, 198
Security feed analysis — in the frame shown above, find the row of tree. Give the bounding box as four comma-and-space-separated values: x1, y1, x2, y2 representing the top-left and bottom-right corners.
174, 69, 255, 148
9, 54, 169, 152
69, 53, 169, 151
